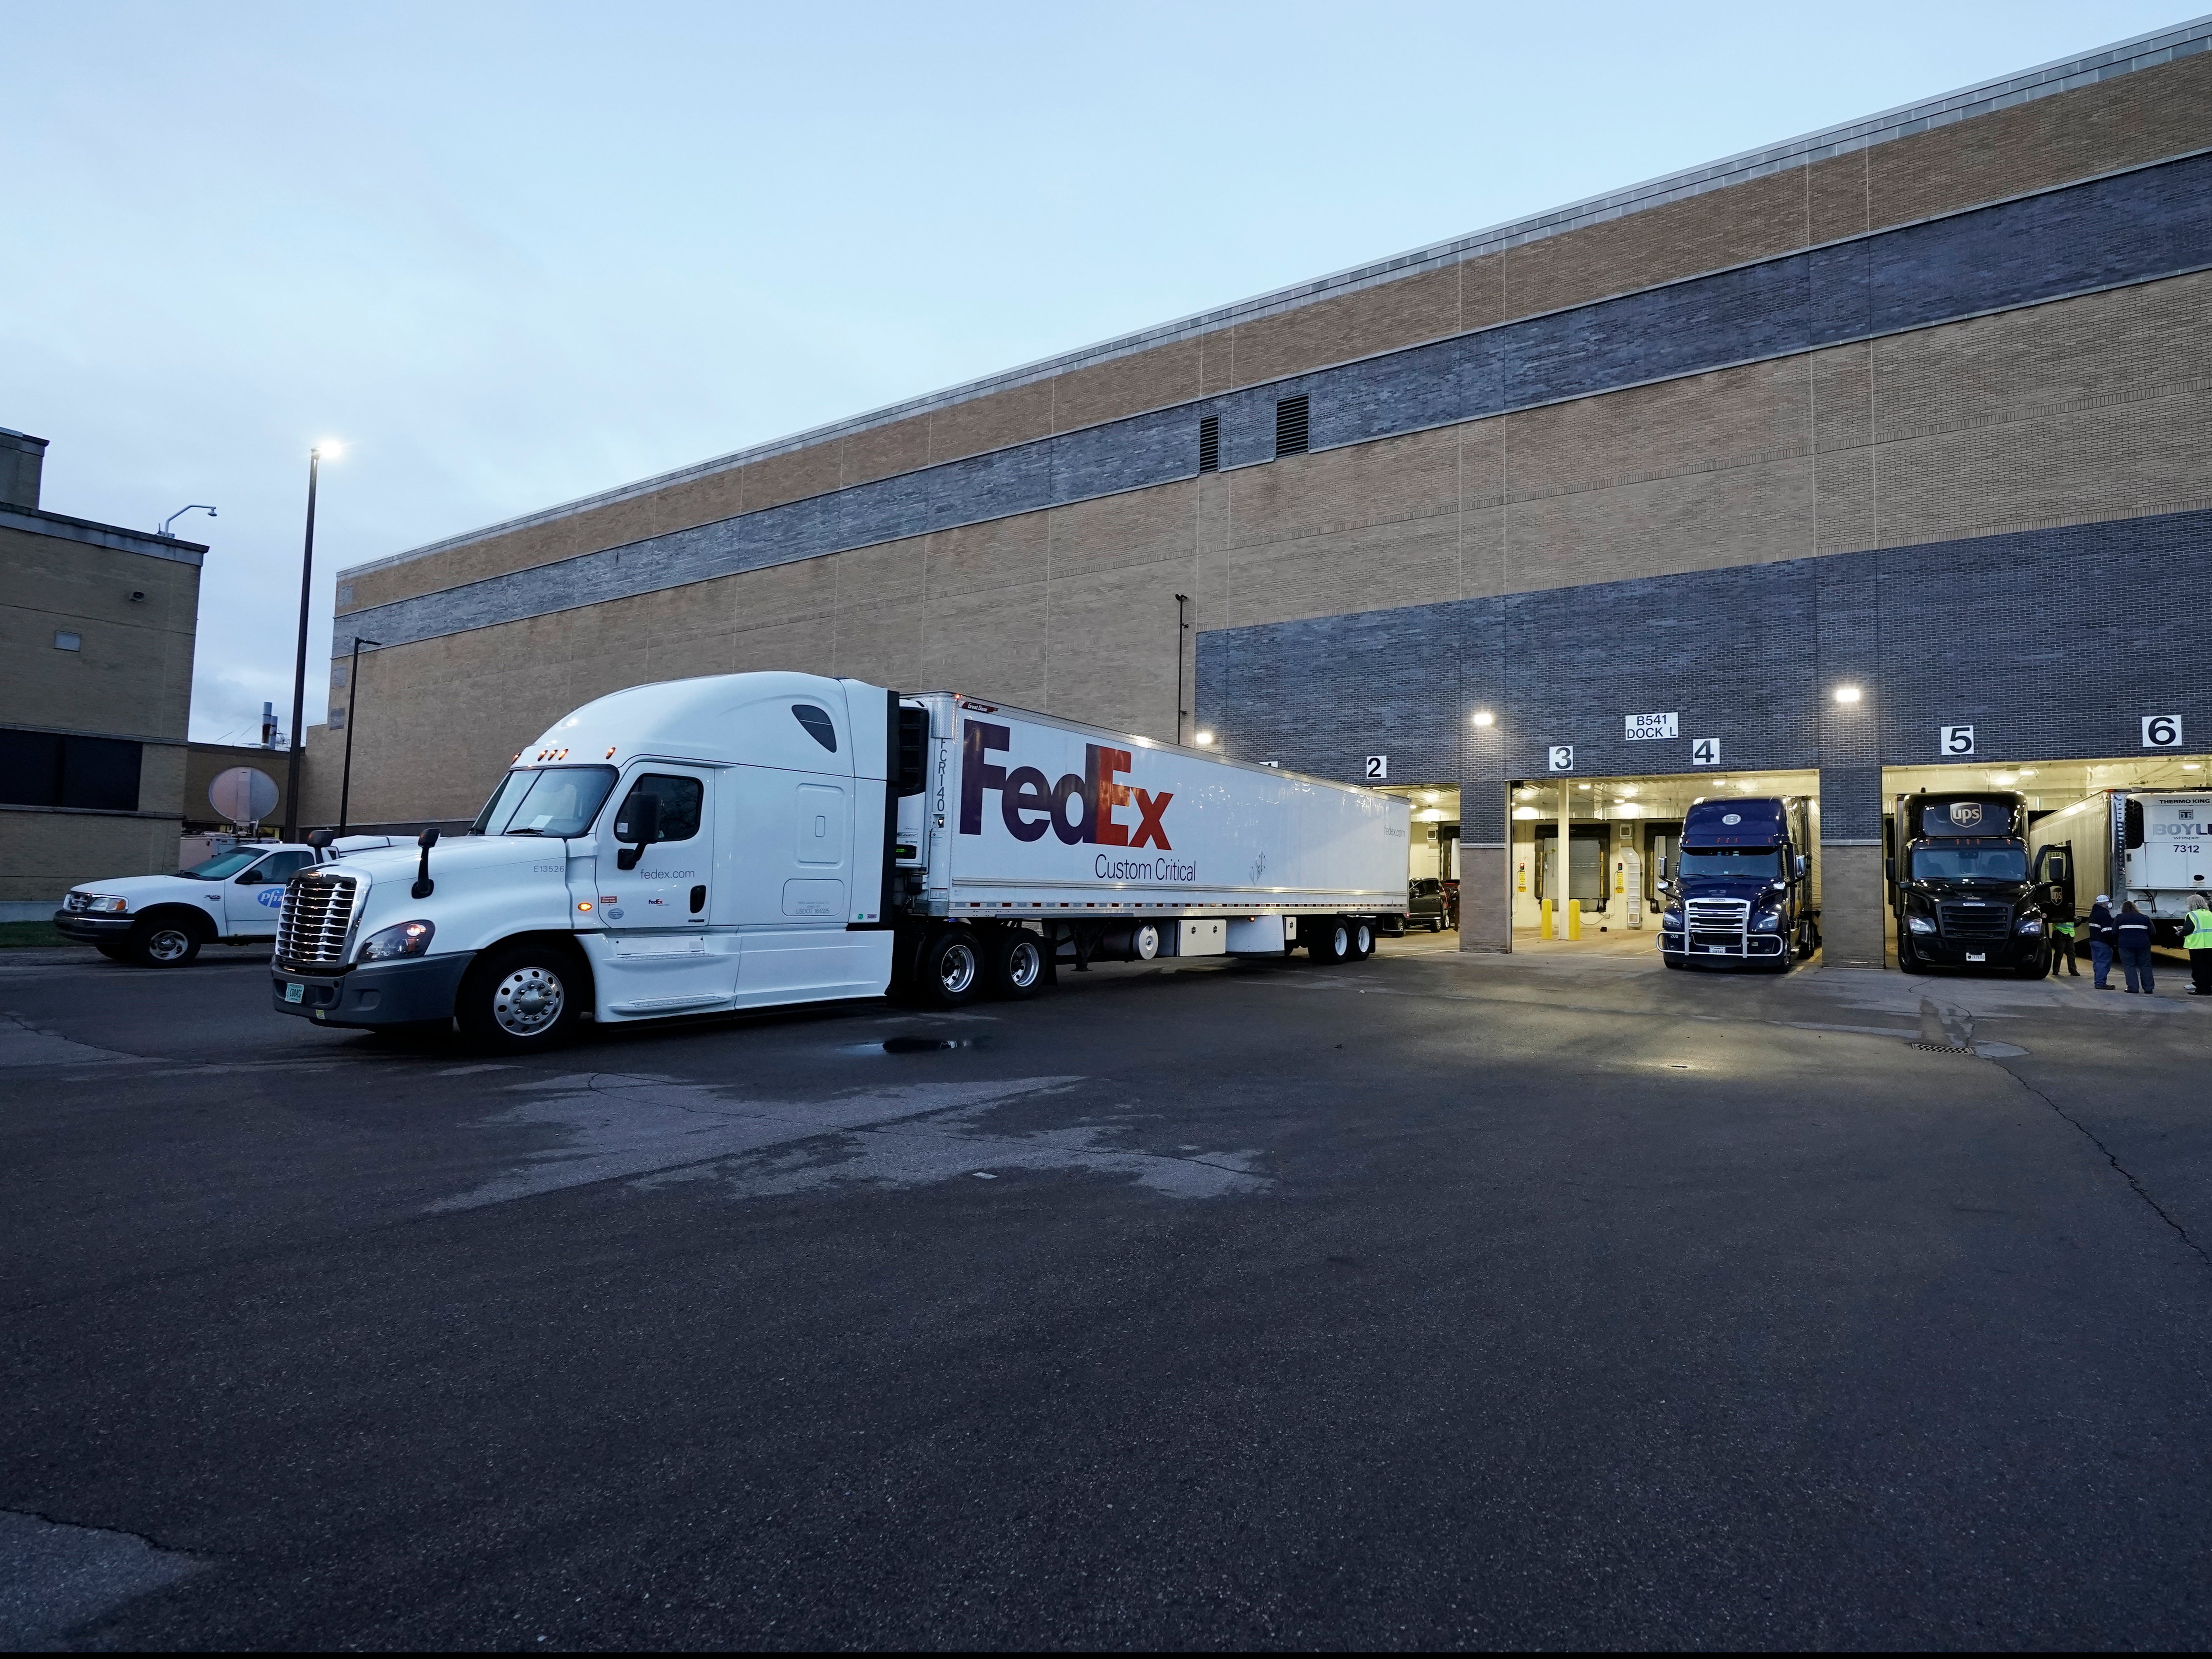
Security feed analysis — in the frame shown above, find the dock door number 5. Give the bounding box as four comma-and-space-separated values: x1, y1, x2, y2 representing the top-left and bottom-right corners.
1940, 725, 1976, 756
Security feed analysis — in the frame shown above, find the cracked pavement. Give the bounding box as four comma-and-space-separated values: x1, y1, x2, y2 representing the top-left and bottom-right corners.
3, 933, 2211, 1647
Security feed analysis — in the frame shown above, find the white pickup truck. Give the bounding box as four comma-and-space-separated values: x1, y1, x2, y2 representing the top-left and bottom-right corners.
55, 844, 326, 965
268, 671, 1410, 1049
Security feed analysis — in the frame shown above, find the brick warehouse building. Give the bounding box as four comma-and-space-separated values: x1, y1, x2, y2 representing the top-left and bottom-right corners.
319, 18, 2212, 966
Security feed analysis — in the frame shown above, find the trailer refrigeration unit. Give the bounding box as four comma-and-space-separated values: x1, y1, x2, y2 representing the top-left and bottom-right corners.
2027, 789, 2212, 946
268, 673, 1412, 1049
1889, 791, 2047, 976
1655, 795, 1820, 971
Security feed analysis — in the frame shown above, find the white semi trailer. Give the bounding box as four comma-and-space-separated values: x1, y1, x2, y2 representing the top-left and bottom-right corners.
269, 673, 1411, 1049
2027, 789, 2212, 944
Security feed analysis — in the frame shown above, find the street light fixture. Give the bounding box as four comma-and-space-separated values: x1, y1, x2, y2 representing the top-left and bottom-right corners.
159, 504, 217, 538
337, 635, 384, 835
281, 444, 337, 842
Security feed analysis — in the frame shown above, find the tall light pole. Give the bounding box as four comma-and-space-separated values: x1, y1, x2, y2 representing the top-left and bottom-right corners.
1174, 593, 1190, 744
281, 444, 336, 842
336, 635, 383, 836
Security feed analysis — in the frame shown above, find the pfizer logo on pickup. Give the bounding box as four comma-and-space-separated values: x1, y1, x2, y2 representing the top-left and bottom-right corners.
1722, 813, 1741, 825
256, 887, 284, 908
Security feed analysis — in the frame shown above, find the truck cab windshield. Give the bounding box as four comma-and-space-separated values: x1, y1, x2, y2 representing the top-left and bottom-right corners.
473, 765, 618, 837
1910, 846, 2027, 882
1675, 847, 1783, 880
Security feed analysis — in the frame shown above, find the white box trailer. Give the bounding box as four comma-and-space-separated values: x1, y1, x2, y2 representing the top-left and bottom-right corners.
268, 673, 1411, 1050
2027, 789, 2212, 944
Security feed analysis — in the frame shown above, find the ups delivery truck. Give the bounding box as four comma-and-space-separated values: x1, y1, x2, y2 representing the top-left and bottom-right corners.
268, 672, 1411, 1049
1890, 791, 2048, 976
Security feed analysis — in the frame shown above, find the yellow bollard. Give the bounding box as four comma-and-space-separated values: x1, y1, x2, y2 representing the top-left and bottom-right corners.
1539, 898, 1553, 940
1566, 899, 1582, 941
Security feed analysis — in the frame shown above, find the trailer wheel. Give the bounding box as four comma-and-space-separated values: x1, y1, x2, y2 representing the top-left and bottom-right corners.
1350, 920, 1375, 960
1307, 918, 1350, 964
457, 940, 583, 1052
984, 928, 1046, 1000
917, 926, 983, 1008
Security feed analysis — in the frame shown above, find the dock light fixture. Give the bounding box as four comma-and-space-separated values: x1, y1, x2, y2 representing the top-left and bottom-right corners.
1833, 684, 1863, 704
1471, 709, 1495, 727
1194, 730, 1215, 746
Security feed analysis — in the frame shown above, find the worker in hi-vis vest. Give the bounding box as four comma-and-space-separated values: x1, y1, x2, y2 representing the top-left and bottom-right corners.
2184, 899, 2212, 997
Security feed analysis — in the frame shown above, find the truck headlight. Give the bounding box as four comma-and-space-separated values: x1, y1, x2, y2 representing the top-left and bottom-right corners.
359, 919, 435, 961
85, 895, 130, 914
2016, 917, 2043, 935
1660, 910, 1682, 930
1752, 909, 1782, 932
1907, 915, 1936, 935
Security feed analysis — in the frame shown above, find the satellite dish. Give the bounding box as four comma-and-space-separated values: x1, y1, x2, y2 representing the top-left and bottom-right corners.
209, 766, 279, 827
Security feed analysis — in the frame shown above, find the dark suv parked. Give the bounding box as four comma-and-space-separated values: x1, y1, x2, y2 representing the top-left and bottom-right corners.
1405, 877, 1456, 932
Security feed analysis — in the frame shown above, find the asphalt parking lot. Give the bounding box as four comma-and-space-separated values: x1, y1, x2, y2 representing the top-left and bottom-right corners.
5, 934, 2211, 1649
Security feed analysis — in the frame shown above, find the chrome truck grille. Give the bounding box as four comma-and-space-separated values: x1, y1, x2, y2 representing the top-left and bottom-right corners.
1938, 901, 2012, 942
277, 870, 361, 966
1685, 897, 1751, 955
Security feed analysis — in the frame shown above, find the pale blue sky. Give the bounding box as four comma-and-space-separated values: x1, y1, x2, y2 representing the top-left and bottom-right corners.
2, 1, 2191, 742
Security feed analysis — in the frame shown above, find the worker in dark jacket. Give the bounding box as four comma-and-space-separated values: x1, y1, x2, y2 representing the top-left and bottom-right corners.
2086, 896, 2117, 989
2114, 901, 2157, 994
2047, 885, 2080, 977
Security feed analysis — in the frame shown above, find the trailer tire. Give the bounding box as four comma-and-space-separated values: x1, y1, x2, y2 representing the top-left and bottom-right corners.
1350, 920, 1375, 960
457, 939, 584, 1052
917, 926, 984, 1008
984, 927, 1047, 1000
1307, 917, 1351, 964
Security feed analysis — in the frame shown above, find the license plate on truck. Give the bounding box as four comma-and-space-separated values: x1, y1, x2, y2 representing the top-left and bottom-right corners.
284, 982, 304, 1003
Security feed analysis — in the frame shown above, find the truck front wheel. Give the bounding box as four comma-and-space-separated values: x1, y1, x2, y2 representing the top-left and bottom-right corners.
917, 926, 984, 1008
458, 941, 584, 1052
126, 913, 205, 968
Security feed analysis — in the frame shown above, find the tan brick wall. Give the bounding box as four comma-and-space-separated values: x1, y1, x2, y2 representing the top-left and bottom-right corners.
0, 525, 200, 749
328, 267, 2212, 825
339, 51, 2212, 620
0, 807, 187, 901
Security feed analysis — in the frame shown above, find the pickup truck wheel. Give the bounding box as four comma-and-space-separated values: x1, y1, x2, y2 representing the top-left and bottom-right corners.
984, 929, 1046, 1000
1307, 918, 1349, 964
458, 942, 582, 1051
126, 914, 204, 968
918, 927, 983, 1008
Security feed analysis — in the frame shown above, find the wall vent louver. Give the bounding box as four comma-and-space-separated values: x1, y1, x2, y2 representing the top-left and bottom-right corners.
1197, 415, 1219, 473
1274, 395, 1309, 457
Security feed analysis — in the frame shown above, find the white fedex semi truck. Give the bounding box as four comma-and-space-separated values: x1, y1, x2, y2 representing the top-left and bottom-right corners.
269, 673, 1411, 1049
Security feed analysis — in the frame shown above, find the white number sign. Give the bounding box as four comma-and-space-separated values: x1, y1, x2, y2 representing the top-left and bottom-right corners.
1547, 745, 1575, 772
1940, 725, 1976, 757
2143, 715, 2183, 749
1624, 712, 1679, 741
1364, 755, 1388, 781
1689, 738, 1720, 766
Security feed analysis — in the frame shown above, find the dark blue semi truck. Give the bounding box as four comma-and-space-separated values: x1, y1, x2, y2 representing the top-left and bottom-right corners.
1656, 796, 1820, 972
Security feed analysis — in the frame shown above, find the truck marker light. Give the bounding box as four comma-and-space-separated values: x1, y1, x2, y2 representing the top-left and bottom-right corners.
577, 901, 593, 912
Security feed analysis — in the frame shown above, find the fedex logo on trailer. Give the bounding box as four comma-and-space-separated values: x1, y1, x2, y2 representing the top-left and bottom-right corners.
960, 720, 1173, 849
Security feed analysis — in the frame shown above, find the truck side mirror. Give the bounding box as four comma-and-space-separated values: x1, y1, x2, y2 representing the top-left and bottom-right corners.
412, 827, 439, 900
1885, 857, 1896, 882
1795, 855, 1807, 877
614, 793, 660, 871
